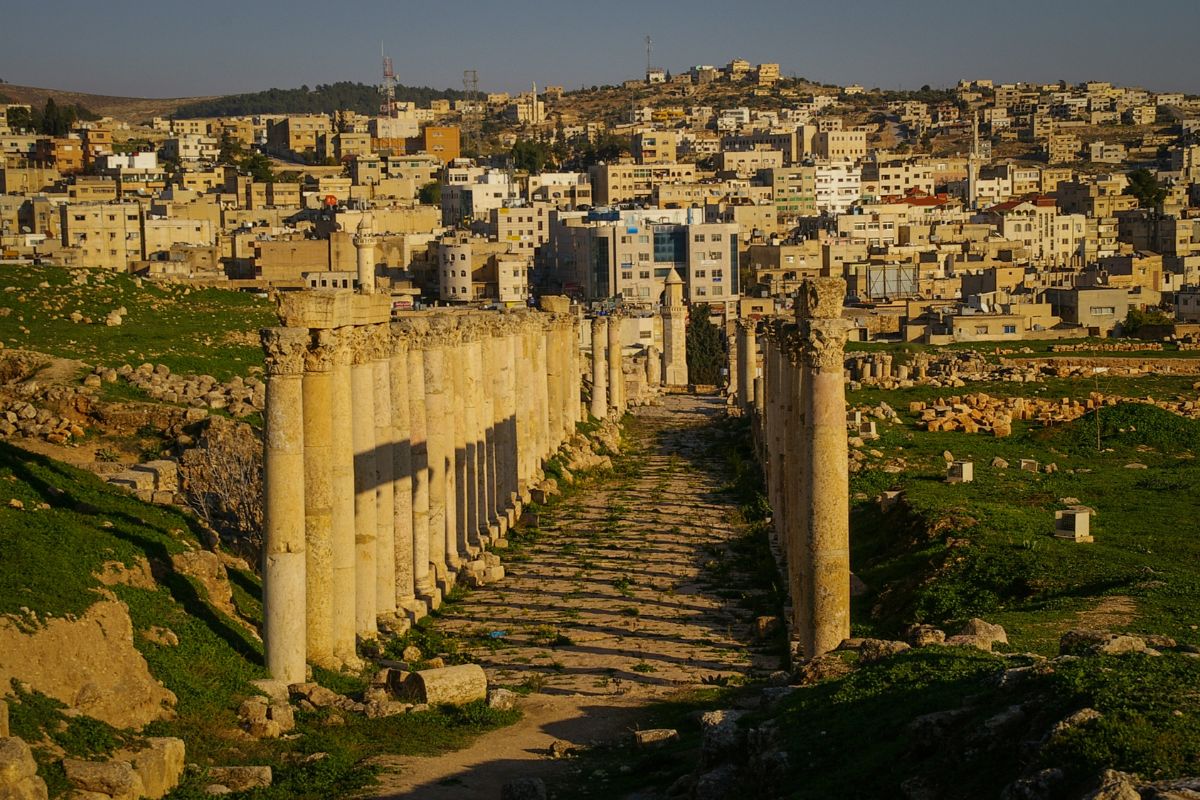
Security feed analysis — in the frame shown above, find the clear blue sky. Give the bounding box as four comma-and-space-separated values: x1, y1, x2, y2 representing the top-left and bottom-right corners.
2, 0, 1198, 98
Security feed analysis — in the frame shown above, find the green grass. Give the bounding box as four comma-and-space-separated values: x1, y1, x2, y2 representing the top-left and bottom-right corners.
0, 440, 518, 798
0, 263, 275, 380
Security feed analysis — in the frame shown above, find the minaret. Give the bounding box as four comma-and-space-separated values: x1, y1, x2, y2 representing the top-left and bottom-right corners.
355, 214, 377, 294
661, 268, 688, 386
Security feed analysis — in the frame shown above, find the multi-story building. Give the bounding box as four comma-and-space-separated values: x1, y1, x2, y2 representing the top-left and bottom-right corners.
588, 162, 697, 205
814, 164, 862, 215
760, 166, 818, 225
59, 201, 144, 270
814, 129, 867, 162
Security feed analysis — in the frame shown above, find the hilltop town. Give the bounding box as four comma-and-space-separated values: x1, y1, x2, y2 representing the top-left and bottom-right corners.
1, 56, 1200, 800
1, 58, 1197, 338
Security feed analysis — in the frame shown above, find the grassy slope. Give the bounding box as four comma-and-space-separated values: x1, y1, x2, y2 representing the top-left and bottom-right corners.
0, 264, 275, 380
755, 378, 1200, 798
0, 442, 517, 798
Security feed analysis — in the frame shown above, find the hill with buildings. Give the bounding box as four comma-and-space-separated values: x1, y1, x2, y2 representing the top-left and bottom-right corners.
172, 81, 465, 119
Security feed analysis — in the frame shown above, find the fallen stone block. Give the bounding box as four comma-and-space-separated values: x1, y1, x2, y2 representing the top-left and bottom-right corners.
117, 737, 185, 800
633, 729, 679, 748
205, 766, 272, 792
398, 664, 487, 707
62, 757, 144, 800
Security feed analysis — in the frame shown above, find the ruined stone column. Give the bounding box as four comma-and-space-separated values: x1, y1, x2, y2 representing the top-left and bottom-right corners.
372, 329, 397, 620
351, 325, 378, 638
301, 328, 336, 668
262, 327, 308, 684
404, 321, 438, 610
499, 320, 520, 516
737, 320, 757, 415
329, 328, 359, 664
482, 321, 502, 539
389, 324, 422, 619
462, 319, 485, 551
607, 314, 623, 415
797, 278, 852, 659
533, 318, 551, 465
566, 316, 582, 431
662, 268, 689, 387
448, 325, 468, 568
590, 316, 608, 419
423, 319, 451, 589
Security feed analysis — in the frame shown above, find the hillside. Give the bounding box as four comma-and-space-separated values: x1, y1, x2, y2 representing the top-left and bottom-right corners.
172, 81, 464, 119
0, 83, 216, 123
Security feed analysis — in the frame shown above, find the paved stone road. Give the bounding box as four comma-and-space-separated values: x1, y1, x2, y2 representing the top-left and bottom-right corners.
371, 394, 782, 799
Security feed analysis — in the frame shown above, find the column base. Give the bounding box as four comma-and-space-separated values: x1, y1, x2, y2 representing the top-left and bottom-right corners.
417, 586, 442, 612
400, 598, 428, 622
436, 571, 456, 597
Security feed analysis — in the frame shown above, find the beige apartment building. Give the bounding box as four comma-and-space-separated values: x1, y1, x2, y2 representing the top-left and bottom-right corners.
59, 201, 144, 270
815, 129, 867, 162
589, 163, 697, 205
632, 131, 678, 164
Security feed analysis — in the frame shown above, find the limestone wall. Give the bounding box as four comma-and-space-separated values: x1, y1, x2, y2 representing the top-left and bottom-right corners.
259, 292, 590, 683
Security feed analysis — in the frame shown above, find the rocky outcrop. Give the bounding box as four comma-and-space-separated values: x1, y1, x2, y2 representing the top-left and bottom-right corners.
0, 736, 47, 800
0, 599, 176, 730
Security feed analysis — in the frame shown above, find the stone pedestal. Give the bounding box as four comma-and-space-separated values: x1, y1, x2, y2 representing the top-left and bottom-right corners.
262, 328, 308, 684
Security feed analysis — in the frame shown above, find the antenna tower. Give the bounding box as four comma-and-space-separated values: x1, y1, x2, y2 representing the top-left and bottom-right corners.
462, 69, 480, 156
645, 35, 653, 77
379, 45, 396, 116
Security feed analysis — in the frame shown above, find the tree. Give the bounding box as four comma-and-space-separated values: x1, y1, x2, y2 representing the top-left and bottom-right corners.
418, 181, 441, 205
686, 302, 726, 386
1124, 168, 1167, 211
5, 105, 32, 133
511, 138, 552, 173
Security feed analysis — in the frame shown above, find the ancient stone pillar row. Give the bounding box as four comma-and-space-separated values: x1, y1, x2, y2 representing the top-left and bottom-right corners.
371, 328, 397, 620
388, 324, 421, 618
261, 327, 308, 685
590, 317, 608, 420
404, 321, 437, 608
350, 325, 379, 638
425, 317, 457, 587
738, 320, 758, 416
796, 278, 852, 659
607, 314, 623, 416
301, 329, 336, 668
329, 328, 359, 664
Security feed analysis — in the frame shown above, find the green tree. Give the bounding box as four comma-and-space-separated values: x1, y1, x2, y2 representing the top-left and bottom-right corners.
418, 181, 442, 205
5, 105, 32, 133
241, 152, 276, 183
511, 139, 552, 173
1124, 168, 1168, 211
686, 302, 726, 386
217, 131, 245, 165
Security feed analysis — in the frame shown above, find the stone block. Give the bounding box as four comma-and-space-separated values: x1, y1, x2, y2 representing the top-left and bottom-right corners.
397, 664, 487, 707
205, 766, 272, 792
119, 737, 185, 800
62, 757, 144, 800
634, 728, 679, 748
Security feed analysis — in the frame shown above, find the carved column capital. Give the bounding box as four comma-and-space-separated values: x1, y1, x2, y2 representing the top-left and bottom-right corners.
799, 318, 852, 372
262, 327, 308, 376
304, 328, 338, 373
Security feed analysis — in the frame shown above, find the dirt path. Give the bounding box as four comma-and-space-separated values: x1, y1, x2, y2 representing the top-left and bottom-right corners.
369, 394, 781, 799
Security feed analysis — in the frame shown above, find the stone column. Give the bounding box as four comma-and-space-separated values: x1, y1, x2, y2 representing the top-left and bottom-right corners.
448, 325, 467, 568
404, 321, 438, 610
737, 320, 757, 416
389, 324, 422, 619
463, 320, 485, 551
423, 319, 451, 588
590, 317, 608, 419
372, 330, 397, 620
329, 328, 358, 664
545, 319, 564, 449
566, 316, 582, 431
482, 322, 502, 539
796, 278, 852, 659
662, 268, 688, 386
301, 329, 336, 668
351, 325, 378, 638
533, 319, 550, 465
607, 315, 623, 416
261, 327, 308, 685
499, 320, 519, 517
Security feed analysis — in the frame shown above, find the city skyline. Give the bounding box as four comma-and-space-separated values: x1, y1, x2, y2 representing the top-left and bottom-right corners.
1, 0, 1199, 98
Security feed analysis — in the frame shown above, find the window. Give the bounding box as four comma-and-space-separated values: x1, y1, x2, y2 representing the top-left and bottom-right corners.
638, 253, 650, 262
693, 234, 705, 242
622, 271, 633, 280
639, 271, 650, 279
1002, 325, 1017, 334
974, 325, 989, 335
1089, 306, 1115, 316
712, 233, 723, 241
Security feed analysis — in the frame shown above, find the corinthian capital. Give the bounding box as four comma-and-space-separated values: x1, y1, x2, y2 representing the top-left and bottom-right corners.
304, 328, 338, 373
797, 277, 847, 321
262, 327, 309, 376
799, 318, 852, 372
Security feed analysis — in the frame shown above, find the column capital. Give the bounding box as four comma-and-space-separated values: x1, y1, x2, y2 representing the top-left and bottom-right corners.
304, 327, 339, 373
347, 325, 382, 366
799, 318, 852, 371
262, 327, 308, 376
